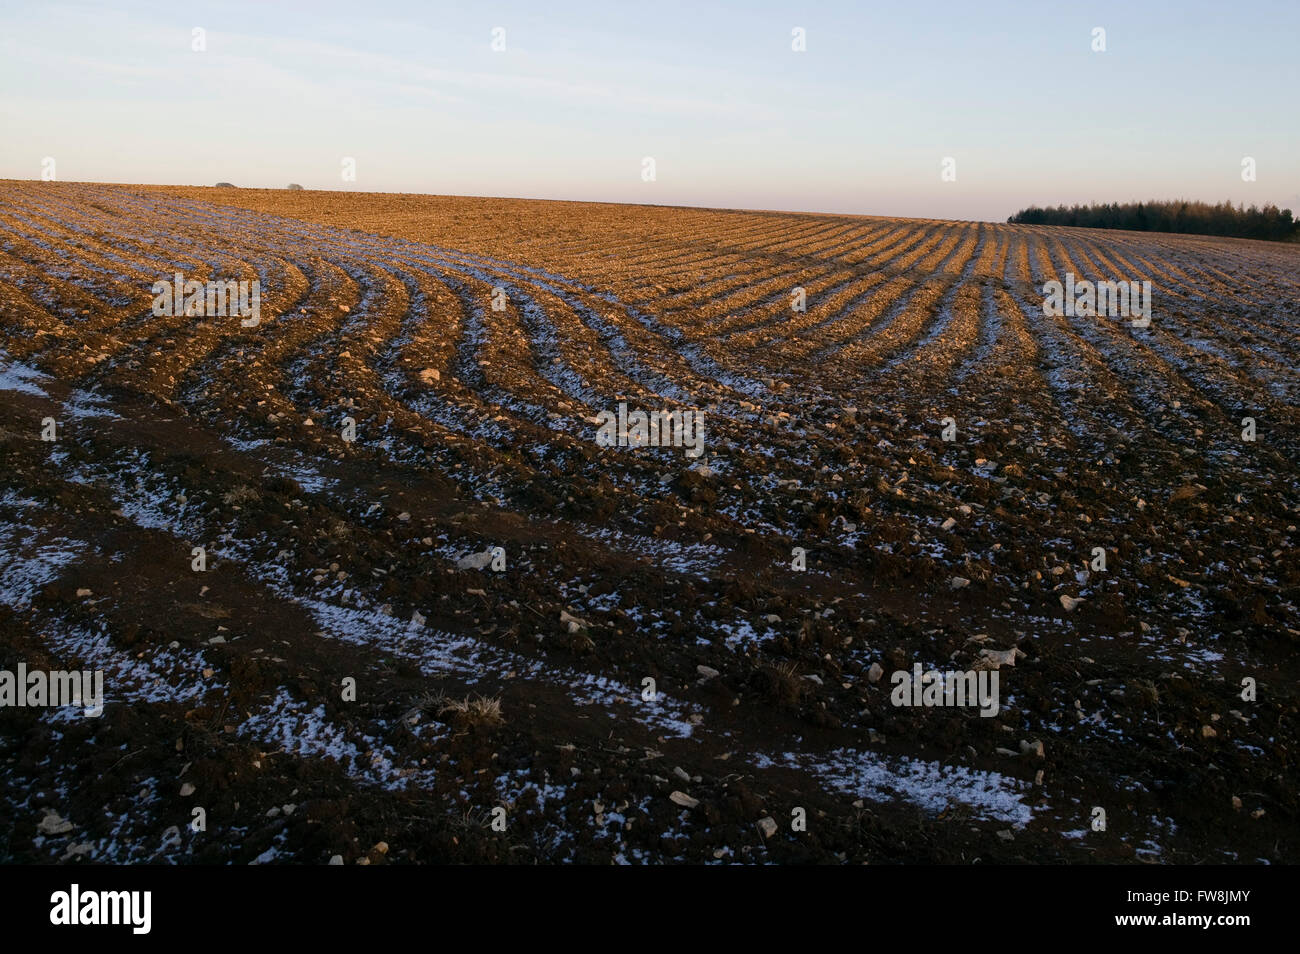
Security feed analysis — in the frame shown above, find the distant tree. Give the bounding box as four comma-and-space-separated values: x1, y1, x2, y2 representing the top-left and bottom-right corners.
1008, 198, 1300, 241
287, 183, 304, 190
215, 182, 237, 188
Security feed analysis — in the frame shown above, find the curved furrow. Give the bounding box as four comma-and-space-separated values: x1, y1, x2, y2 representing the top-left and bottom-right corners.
1066, 232, 1299, 397
722, 226, 961, 352
805, 226, 978, 364
1049, 234, 1294, 469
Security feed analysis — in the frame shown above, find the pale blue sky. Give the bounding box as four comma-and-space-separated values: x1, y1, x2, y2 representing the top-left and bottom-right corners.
2, 0, 1296, 220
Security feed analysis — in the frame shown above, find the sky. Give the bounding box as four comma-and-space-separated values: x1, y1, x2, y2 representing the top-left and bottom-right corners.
1, 0, 1297, 221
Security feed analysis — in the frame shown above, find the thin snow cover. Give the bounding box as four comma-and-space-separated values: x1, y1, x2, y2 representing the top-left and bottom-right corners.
223, 435, 337, 494
493, 770, 650, 861
494, 769, 577, 854
0, 350, 50, 397
270, 459, 334, 494
303, 594, 699, 738
789, 747, 1032, 825
49, 442, 694, 742
496, 768, 571, 814
1177, 645, 1225, 666
238, 688, 431, 791
716, 615, 775, 652
5, 759, 173, 863
303, 597, 508, 680
224, 437, 269, 452
65, 455, 200, 535
63, 387, 121, 420
249, 831, 289, 865
576, 523, 724, 577
41, 618, 222, 708
564, 670, 697, 738
0, 516, 85, 610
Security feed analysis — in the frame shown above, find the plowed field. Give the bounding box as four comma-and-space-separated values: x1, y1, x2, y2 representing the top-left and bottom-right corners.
1, 181, 1297, 864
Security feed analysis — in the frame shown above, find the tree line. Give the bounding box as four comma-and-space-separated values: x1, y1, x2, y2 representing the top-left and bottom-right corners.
1007, 200, 1298, 241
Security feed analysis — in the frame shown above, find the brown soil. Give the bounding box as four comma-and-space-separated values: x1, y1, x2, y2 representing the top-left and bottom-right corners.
1, 181, 1296, 864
